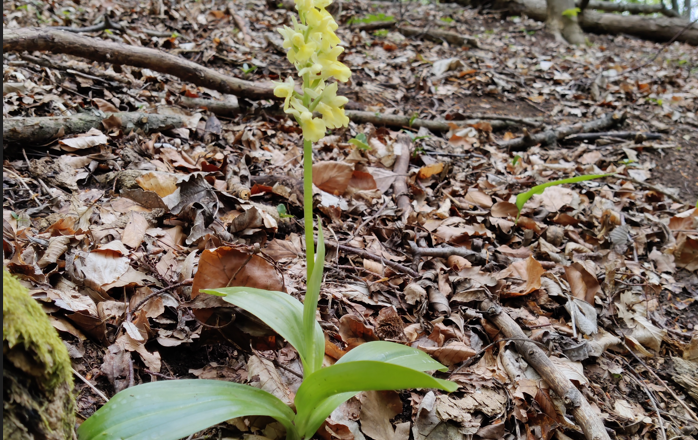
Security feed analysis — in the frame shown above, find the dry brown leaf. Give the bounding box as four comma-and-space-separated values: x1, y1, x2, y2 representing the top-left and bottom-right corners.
121, 212, 149, 249
420, 341, 476, 367
464, 189, 492, 208
313, 161, 354, 195
417, 163, 444, 180
248, 355, 295, 407
491, 201, 519, 218
58, 129, 109, 151
499, 256, 546, 298
37, 236, 71, 268
564, 262, 600, 303
191, 247, 284, 299
136, 172, 178, 198
675, 234, 698, 272
338, 314, 378, 349
348, 170, 377, 191
93, 98, 120, 113
359, 391, 409, 440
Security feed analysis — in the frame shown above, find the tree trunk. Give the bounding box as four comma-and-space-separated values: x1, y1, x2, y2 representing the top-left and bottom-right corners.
672, 0, 680, 14
546, 0, 586, 44
686, 0, 693, 19
503, 0, 698, 45
3, 270, 76, 440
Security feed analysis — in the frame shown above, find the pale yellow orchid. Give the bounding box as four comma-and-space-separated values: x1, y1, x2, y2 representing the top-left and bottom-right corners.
274, 0, 350, 142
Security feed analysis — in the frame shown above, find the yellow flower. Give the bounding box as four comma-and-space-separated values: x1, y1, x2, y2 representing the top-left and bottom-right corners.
299, 111, 326, 142
294, 0, 313, 13
273, 77, 296, 110
316, 102, 348, 129
314, 47, 351, 82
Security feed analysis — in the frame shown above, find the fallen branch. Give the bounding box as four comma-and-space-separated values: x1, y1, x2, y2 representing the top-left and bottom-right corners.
409, 241, 488, 266
564, 131, 662, 142
578, 0, 680, 17
479, 299, 612, 440
3, 27, 275, 100
3, 111, 185, 146
324, 240, 419, 278
392, 134, 413, 223
498, 112, 626, 151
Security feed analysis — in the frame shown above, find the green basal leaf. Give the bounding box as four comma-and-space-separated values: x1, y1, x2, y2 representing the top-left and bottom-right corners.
295, 360, 458, 438
515, 174, 610, 219
202, 286, 323, 376
336, 341, 448, 371
298, 341, 451, 437
78, 380, 297, 440
303, 221, 326, 376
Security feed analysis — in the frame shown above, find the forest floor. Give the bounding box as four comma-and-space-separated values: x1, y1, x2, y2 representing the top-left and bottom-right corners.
3, 0, 698, 439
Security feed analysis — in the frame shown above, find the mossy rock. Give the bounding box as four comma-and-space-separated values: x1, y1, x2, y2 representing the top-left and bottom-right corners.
3, 269, 76, 439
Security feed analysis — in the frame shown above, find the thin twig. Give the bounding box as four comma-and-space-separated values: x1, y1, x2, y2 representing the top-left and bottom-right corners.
617, 356, 667, 440
451, 337, 551, 374
72, 367, 109, 403
408, 240, 487, 265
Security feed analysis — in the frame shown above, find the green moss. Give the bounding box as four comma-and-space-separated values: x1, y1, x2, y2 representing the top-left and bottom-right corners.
3, 270, 73, 391
3, 269, 75, 439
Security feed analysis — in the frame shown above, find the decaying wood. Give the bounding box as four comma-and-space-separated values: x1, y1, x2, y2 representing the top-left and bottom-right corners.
578, 0, 680, 17
479, 299, 612, 440
3, 111, 184, 146
502, 0, 698, 45
3, 27, 276, 100
392, 133, 413, 223
499, 111, 626, 151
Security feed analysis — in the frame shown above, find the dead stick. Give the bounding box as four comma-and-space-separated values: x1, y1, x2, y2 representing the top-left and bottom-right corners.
126, 279, 191, 323
392, 133, 413, 223
479, 299, 612, 440
3, 111, 185, 146
323, 240, 419, 278
408, 241, 487, 266
345, 110, 527, 132
21, 53, 132, 85
3, 27, 274, 100
499, 112, 626, 151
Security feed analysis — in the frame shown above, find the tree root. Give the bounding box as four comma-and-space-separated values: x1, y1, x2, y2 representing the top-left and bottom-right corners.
479, 299, 612, 440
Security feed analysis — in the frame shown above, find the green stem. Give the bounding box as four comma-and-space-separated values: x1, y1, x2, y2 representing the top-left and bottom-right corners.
303, 138, 314, 280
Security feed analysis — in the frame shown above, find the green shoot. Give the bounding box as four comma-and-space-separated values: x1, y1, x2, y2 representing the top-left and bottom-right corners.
349, 133, 371, 150
515, 174, 610, 219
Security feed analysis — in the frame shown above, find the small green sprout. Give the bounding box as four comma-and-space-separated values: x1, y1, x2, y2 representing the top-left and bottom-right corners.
241, 63, 257, 75
515, 174, 610, 220
373, 29, 389, 37
277, 204, 295, 218
440, 17, 454, 23
347, 13, 394, 25
348, 133, 371, 150
408, 112, 420, 127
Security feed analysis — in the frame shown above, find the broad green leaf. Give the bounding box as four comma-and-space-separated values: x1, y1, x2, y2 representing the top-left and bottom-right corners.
336, 341, 448, 371
78, 380, 297, 440
300, 341, 450, 437
515, 174, 610, 218
295, 360, 458, 437
203, 286, 323, 376
303, 221, 326, 376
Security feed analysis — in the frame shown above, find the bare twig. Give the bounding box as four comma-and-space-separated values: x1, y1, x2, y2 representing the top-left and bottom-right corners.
72, 367, 109, 403
564, 131, 662, 142
345, 110, 534, 132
